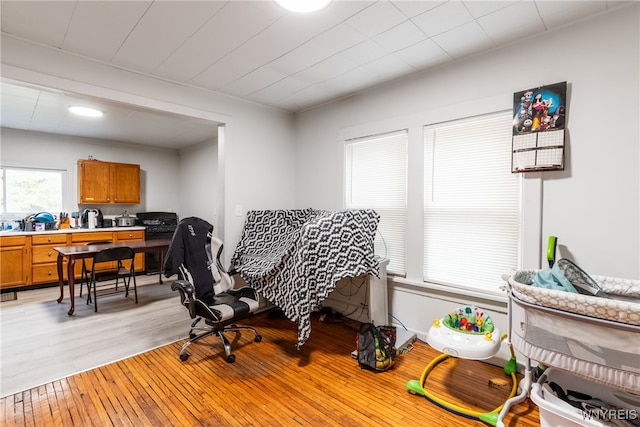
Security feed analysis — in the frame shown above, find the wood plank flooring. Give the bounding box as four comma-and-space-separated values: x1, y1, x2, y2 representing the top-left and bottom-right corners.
1, 307, 539, 426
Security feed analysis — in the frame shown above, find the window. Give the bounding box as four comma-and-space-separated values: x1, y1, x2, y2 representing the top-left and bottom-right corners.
1, 167, 64, 214
344, 130, 407, 275
423, 112, 520, 293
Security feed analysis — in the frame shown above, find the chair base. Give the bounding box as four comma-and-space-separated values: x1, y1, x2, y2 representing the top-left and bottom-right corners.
179, 318, 262, 363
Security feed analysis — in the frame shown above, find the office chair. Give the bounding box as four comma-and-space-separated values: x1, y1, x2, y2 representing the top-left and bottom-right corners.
165, 217, 261, 363
80, 241, 112, 298
87, 246, 137, 312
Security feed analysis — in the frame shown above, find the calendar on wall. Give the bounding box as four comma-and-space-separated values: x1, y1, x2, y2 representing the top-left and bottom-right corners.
511, 82, 567, 172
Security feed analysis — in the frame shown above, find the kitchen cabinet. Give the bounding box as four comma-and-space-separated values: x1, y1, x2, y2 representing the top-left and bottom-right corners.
71, 231, 116, 277
78, 160, 140, 204
114, 230, 145, 271
1, 228, 146, 289
32, 234, 69, 285
0, 236, 30, 289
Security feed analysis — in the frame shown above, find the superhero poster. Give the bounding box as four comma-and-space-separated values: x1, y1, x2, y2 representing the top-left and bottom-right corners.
512, 82, 566, 135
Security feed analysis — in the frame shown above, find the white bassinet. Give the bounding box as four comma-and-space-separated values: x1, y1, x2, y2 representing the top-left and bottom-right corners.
497, 272, 640, 426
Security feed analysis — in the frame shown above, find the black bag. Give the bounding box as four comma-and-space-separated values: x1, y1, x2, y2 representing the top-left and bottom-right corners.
356, 323, 396, 371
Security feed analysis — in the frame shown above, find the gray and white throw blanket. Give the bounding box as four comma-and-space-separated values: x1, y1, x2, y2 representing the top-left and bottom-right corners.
231, 208, 380, 348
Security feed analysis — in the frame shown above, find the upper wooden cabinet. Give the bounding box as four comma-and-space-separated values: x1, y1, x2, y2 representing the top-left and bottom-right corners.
78, 160, 140, 204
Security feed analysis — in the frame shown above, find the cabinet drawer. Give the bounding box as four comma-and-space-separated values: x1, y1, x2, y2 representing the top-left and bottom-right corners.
72, 232, 113, 243
0, 235, 27, 246
32, 245, 62, 264
32, 234, 68, 245
33, 263, 67, 283
115, 230, 144, 241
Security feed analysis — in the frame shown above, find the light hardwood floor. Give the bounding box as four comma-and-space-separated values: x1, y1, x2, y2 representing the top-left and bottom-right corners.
1, 275, 186, 397
1, 293, 540, 426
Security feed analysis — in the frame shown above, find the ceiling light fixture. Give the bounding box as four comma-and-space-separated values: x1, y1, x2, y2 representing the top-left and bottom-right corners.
68, 106, 103, 117
275, 0, 331, 13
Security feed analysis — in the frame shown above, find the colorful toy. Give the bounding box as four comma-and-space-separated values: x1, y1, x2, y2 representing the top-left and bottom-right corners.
427, 306, 500, 360
407, 306, 519, 426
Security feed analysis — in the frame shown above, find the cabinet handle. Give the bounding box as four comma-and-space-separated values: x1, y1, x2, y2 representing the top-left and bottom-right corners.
48, 237, 52, 242
48, 271, 53, 276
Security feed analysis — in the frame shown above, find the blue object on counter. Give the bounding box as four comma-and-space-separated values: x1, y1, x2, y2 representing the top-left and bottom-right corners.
30, 212, 55, 223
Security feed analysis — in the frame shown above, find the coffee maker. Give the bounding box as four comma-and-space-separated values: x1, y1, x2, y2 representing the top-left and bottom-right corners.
81, 208, 103, 229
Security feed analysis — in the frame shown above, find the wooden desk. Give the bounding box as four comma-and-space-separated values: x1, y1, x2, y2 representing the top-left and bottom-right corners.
54, 239, 171, 315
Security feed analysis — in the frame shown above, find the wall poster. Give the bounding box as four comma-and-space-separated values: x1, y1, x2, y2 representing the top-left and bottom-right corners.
512, 81, 567, 172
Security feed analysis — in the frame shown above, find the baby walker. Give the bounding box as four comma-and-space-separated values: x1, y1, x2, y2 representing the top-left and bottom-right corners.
406, 306, 518, 426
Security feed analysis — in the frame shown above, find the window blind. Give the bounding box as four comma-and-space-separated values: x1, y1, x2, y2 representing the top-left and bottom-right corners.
423, 113, 520, 293
345, 130, 407, 275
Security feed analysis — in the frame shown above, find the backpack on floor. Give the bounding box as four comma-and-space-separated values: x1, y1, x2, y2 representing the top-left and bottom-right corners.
356, 323, 396, 371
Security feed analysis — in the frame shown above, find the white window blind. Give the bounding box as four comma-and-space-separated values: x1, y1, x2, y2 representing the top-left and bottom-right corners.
345, 130, 407, 275
423, 113, 520, 293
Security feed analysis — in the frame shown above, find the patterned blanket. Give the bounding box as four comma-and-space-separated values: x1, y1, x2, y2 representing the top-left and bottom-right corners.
231, 209, 380, 347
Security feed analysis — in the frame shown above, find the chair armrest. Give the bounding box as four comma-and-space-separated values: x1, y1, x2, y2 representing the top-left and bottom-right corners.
171, 279, 194, 296
171, 280, 198, 318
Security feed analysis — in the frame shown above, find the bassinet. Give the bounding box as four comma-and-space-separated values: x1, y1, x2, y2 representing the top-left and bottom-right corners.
497, 272, 640, 426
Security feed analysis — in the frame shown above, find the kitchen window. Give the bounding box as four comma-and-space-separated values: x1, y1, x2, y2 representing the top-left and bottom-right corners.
1, 166, 64, 215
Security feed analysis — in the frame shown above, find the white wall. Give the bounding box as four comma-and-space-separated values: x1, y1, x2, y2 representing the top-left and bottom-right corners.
0, 128, 181, 218
1, 35, 297, 261
178, 138, 219, 229
294, 5, 640, 349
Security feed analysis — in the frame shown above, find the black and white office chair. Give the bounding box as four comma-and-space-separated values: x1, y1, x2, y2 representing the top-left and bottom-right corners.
87, 246, 137, 312
164, 217, 261, 363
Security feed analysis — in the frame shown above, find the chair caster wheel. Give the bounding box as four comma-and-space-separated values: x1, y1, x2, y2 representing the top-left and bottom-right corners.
226, 354, 236, 363
179, 353, 190, 362
189, 333, 196, 339
255, 334, 262, 342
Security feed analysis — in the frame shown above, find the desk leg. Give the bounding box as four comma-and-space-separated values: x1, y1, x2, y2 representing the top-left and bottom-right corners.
158, 249, 164, 284
67, 258, 76, 316
56, 253, 64, 304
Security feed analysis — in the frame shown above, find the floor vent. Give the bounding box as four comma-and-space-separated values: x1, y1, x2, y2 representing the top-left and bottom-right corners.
1, 292, 18, 302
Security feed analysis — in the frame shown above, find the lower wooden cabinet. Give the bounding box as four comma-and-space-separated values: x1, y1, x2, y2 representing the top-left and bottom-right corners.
0, 236, 30, 289
31, 234, 69, 285
0, 228, 145, 289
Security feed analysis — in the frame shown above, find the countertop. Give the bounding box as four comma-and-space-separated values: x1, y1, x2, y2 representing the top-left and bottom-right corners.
0, 226, 146, 237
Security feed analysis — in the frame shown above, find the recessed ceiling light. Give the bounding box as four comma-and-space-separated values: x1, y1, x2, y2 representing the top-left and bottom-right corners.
275, 0, 331, 13
68, 106, 103, 117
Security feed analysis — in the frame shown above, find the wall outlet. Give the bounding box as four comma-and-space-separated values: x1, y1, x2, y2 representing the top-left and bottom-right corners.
235, 205, 243, 216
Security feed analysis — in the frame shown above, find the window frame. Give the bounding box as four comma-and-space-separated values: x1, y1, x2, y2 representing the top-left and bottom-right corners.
338, 108, 542, 301
0, 164, 68, 216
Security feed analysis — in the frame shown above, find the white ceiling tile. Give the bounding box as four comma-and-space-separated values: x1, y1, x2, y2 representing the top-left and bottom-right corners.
462, 1, 518, 18
272, 84, 333, 111
391, 0, 446, 18
535, 1, 608, 29
63, 1, 151, 62
293, 55, 359, 84
362, 54, 416, 80
319, 66, 383, 93
477, 1, 546, 44
394, 38, 452, 70
346, 0, 407, 37
340, 39, 390, 65
111, 2, 226, 74
0, 1, 76, 47
267, 22, 366, 75
247, 75, 311, 105
374, 21, 428, 52
431, 21, 494, 59
222, 67, 287, 97
189, 51, 263, 90
411, 1, 474, 37
152, 2, 279, 82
